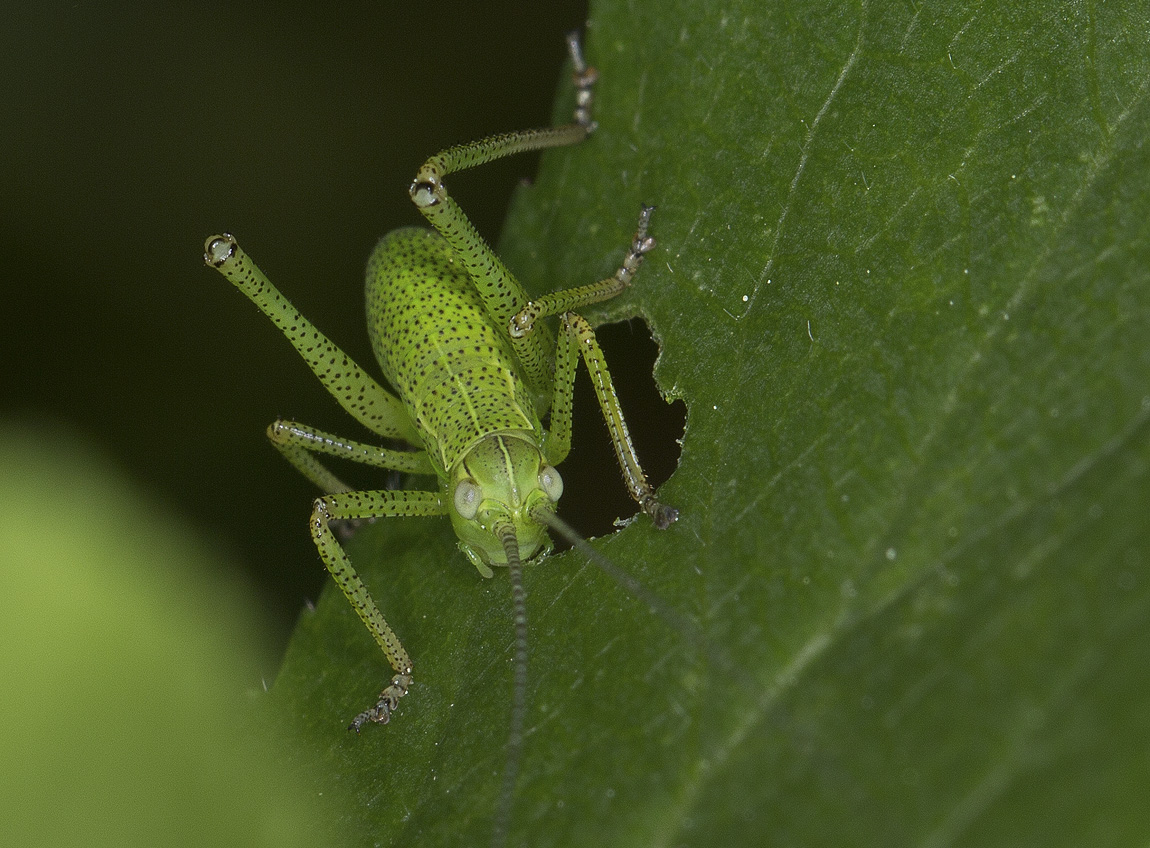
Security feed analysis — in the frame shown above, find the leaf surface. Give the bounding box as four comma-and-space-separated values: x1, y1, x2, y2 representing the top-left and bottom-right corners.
272, 2, 1150, 845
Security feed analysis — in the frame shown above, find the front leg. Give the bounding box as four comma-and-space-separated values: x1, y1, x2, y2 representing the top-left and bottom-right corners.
267, 418, 434, 494
310, 489, 447, 729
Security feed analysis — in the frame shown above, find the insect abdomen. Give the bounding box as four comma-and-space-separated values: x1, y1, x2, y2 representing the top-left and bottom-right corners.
365, 228, 541, 473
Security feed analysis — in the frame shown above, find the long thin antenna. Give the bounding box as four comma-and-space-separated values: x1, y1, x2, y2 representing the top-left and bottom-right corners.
490, 528, 529, 848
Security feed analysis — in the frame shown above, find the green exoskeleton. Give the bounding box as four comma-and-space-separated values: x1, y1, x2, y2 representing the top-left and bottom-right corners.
203, 33, 677, 735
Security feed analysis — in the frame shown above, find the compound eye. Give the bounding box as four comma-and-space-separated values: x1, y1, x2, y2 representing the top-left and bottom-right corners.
453, 479, 482, 520
538, 465, 564, 502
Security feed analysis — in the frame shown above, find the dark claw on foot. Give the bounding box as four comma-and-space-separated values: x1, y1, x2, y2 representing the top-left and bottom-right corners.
347, 671, 412, 733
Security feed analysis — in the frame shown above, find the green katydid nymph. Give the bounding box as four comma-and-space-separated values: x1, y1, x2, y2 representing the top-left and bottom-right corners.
203, 32, 677, 742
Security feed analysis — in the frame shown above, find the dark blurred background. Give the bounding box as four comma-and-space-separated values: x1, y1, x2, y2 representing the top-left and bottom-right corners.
1, 1, 682, 648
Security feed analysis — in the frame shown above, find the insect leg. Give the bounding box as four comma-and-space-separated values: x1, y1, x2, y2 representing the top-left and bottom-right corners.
267, 419, 434, 494
310, 489, 448, 729
510, 205, 656, 338
204, 234, 422, 445
560, 312, 679, 529
540, 317, 578, 466
408, 32, 598, 404
410, 30, 596, 221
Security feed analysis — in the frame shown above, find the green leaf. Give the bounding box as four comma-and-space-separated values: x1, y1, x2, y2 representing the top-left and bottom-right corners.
271, 1, 1150, 845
